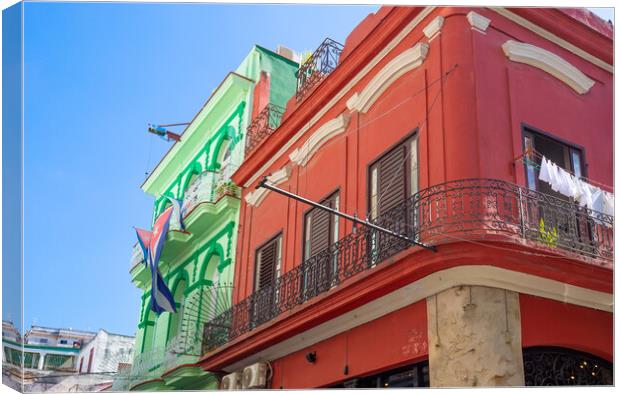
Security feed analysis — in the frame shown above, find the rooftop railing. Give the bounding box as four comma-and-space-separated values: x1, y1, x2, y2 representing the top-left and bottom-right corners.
202, 178, 613, 354
245, 104, 286, 156
296, 38, 344, 102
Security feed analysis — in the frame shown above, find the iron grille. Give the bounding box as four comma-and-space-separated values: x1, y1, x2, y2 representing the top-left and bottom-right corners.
523, 347, 613, 385
202, 178, 614, 354
245, 104, 286, 155
296, 38, 344, 102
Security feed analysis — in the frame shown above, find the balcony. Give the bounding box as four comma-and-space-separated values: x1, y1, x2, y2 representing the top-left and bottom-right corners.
245, 104, 286, 156
202, 178, 613, 354
296, 38, 344, 101
130, 168, 241, 270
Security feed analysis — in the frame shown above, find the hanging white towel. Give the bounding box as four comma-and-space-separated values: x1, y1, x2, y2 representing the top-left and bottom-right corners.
591, 187, 605, 214
538, 157, 553, 184
602, 192, 614, 217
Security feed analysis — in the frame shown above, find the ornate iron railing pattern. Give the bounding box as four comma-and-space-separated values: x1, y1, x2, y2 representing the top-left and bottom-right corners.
245, 104, 286, 155
523, 347, 613, 385
296, 38, 344, 101
202, 179, 613, 354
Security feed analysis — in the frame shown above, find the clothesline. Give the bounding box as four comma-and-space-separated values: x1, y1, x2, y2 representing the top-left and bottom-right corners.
515, 147, 613, 192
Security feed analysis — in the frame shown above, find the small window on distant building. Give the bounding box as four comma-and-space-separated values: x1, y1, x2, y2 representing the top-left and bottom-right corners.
39, 338, 48, 344
59, 339, 68, 345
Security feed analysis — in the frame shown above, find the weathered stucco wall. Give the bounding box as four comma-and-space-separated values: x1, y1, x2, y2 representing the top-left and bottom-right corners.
426, 286, 524, 387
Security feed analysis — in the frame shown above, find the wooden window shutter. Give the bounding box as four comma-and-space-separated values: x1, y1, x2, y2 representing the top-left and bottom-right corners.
307, 197, 335, 258
377, 144, 408, 216
256, 238, 278, 290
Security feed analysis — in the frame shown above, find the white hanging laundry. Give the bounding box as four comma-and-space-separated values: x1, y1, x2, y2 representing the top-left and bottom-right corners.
602, 191, 614, 217
538, 157, 553, 184
548, 162, 562, 192
591, 187, 605, 214
576, 179, 593, 208
555, 167, 576, 198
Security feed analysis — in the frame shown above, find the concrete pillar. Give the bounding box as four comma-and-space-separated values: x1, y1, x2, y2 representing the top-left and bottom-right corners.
38, 352, 46, 370
426, 286, 524, 387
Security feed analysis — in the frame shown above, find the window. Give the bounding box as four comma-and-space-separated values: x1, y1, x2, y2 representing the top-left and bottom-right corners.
523, 128, 592, 248
331, 360, 429, 388
59, 339, 68, 345
303, 192, 339, 260
39, 338, 48, 344
302, 192, 339, 293
254, 234, 282, 292
523, 129, 584, 198
368, 134, 419, 262
369, 134, 419, 220
252, 234, 282, 327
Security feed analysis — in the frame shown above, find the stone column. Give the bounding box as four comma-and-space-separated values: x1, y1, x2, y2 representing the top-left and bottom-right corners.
38, 352, 46, 370
426, 286, 524, 387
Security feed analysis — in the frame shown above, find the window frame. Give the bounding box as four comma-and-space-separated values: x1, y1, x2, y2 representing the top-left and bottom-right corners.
253, 231, 283, 292
366, 130, 419, 221
301, 189, 340, 262
520, 124, 588, 192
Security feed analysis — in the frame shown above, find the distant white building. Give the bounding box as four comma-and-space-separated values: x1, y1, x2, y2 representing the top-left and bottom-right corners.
2, 321, 21, 343
77, 329, 134, 374
2, 324, 134, 392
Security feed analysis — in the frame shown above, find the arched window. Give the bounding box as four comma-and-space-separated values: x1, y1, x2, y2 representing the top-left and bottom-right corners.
166, 278, 186, 344
217, 138, 232, 169
523, 347, 612, 386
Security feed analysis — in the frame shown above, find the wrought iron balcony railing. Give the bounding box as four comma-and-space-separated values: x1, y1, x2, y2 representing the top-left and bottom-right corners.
245, 104, 286, 155
202, 179, 614, 354
296, 38, 344, 102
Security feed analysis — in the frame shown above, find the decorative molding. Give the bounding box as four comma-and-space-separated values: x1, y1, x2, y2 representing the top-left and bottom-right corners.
423, 15, 444, 40
289, 114, 351, 166
491, 8, 613, 74
244, 7, 437, 188
346, 43, 429, 114
502, 40, 595, 94
467, 11, 491, 33
244, 166, 291, 207
221, 265, 612, 372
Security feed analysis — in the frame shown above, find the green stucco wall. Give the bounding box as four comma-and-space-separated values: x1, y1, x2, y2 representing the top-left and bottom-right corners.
126, 45, 298, 391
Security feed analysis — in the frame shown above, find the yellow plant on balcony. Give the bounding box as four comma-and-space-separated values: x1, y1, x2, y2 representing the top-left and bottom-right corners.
539, 218, 558, 248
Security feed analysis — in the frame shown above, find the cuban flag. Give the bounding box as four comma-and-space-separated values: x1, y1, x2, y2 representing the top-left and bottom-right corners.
148, 206, 177, 314
134, 227, 152, 266
165, 195, 186, 231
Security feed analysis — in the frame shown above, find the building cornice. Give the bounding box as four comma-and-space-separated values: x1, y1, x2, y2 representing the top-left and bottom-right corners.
346, 43, 429, 114
244, 166, 292, 207
502, 40, 595, 94
491, 7, 613, 73
289, 114, 351, 166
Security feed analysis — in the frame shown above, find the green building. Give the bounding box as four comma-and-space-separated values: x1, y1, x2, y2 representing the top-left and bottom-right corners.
123, 45, 298, 391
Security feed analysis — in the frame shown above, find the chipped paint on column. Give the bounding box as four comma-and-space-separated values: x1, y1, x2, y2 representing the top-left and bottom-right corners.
426, 286, 524, 387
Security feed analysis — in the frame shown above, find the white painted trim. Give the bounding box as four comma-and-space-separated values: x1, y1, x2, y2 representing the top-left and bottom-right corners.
244, 166, 291, 207
491, 7, 613, 74
222, 265, 612, 372
502, 40, 595, 94
423, 15, 444, 40
289, 114, 351, 166
243, 7, 437, 188
467, 11, 491, 33
347, 43, 429, 114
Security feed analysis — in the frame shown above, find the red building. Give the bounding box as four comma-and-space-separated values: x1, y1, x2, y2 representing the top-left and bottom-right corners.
198, 6, 613, 388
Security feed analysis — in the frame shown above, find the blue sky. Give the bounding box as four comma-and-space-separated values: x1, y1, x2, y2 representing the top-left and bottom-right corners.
18, 2, 378, 336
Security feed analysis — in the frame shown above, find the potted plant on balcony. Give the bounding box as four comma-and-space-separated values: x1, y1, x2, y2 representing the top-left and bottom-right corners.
539, 218, 558, 248
214, 181, 239, 200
